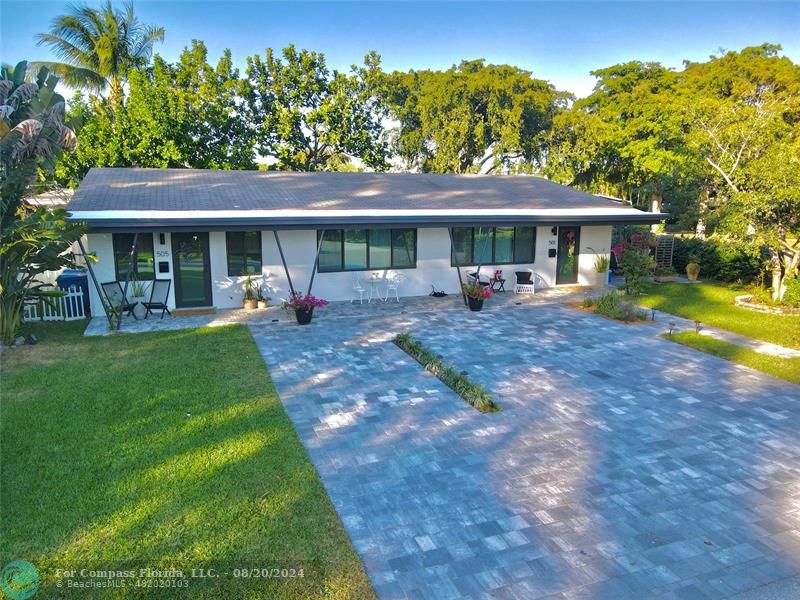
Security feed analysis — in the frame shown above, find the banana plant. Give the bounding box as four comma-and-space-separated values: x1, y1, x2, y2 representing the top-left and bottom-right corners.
0, 61, 87, 344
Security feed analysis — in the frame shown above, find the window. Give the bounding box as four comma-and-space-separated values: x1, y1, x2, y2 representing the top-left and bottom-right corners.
451, 227, 536, 266
113, 233, 154, 279
317, 229, 417, 272
226, 231, 262, 276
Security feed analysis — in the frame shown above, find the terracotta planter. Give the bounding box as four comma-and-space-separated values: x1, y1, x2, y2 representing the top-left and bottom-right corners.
295, 308, 314, 324
243, 299, 258, 310
467, 296, 484, 312
686, 263, 700, 281
257, 300, 268, 309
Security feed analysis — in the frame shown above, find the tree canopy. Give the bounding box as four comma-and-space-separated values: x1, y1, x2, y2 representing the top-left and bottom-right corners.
384, 60, 567, 173
244, 45, 388, 171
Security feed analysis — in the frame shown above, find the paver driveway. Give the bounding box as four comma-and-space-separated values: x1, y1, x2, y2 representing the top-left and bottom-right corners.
249, 301, 800, 599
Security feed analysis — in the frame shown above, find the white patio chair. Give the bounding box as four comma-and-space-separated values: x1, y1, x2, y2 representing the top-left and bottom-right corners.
351, 275, 367, 304
514, 270, 535, 295
384, 273, 404, 302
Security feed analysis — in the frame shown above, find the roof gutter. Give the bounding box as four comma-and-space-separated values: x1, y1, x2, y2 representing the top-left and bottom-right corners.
70, 212, 667, 233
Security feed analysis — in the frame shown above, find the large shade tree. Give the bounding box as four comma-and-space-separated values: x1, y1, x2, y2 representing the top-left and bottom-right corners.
54, 41, 256, 185
679, 44, 800, 240
34, 0, 164, 105
385, 60, 566, 173
0, 62, 85, 345
564, 61, 698, 214
244, 45, 388, 171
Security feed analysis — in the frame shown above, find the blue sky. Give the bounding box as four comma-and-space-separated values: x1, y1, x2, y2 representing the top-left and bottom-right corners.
2, 1, 798, 98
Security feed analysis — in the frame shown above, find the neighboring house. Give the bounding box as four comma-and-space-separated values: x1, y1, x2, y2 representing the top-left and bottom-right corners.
67, 168, 663, 314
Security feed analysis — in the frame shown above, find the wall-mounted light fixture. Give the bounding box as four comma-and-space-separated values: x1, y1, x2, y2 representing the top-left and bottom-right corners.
159, 233, 166, 245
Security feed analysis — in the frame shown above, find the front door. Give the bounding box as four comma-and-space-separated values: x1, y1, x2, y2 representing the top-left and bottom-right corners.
171, 232, 212, 307
556, 226, 580, 285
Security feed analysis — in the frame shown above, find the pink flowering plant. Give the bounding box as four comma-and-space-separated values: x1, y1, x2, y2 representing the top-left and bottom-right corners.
283, 292, 329, 312
462, 282, 493, 301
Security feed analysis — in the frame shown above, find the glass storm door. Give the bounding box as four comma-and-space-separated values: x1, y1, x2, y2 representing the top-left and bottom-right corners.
556, 226, 580, 285
171, 232, 212, 307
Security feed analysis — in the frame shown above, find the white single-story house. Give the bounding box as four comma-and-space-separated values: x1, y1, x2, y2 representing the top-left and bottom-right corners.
67, 168, 664, 315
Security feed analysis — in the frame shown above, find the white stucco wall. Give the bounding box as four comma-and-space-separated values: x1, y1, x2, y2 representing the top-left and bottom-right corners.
86, 225, 614, 314
577, 225, 613, 287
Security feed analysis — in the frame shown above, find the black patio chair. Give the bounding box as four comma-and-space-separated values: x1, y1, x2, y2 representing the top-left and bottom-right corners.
467, 271, 491, 287
143, 279, 172, 319
101, 281, 138, 319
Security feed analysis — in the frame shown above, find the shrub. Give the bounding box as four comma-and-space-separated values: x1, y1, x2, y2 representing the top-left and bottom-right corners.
655, 265, 677, 276
592, 291, 647, 322
620, 249, 651, 295
783, 277, 800, 308
673, 236, 766, 283
582, 296, 595, 308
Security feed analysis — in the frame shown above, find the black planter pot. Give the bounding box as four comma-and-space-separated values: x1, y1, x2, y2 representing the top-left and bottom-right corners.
295, 308, 314, 325
467, 296, 484, 312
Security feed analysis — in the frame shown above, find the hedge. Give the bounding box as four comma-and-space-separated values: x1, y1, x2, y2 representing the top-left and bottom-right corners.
672, 236, 767, 283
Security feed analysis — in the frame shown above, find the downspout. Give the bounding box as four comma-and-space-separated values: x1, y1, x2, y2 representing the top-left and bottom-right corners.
76, 237, 114, 328
121, 232, 139, 300
272, 230, 296, 297
448, 227, 468, 307
306, 230, 326, 297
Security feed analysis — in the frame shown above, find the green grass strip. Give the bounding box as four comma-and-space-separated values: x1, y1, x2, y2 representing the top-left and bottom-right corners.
663, 331, 800, 385
639, 281, 800, 349
393, 333, 500, 413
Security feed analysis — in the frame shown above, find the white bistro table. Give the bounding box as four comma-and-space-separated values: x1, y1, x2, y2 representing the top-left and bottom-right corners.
362, 274, 385, 302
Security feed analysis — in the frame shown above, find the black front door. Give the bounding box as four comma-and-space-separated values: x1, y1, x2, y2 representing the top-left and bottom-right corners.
556, 226, 580, 285
171, 232, 212, 307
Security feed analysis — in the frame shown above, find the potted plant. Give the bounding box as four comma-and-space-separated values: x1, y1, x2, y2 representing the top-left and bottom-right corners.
590, 248, 611, 285
128, 273, 149, 319
256, 286, 271, 309
242, 275, 258, 310
462, 281, 493, 312
685, 256, 701, 282
283, 292, 329, 324
654, 265, 678, 282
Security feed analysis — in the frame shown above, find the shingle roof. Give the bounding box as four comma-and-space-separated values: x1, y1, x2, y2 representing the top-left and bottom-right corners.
69, 168, 626, 212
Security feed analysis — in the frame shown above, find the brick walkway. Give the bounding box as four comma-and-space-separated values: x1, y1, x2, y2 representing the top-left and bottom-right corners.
249, 302, 800, 599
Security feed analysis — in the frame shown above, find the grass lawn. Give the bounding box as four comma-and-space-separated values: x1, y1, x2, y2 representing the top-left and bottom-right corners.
665, 332, 800, 385
638, 281, 800, 349
1, 321, 374, 599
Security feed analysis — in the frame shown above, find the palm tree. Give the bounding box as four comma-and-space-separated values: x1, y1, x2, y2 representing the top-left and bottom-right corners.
34, 1, 164, 105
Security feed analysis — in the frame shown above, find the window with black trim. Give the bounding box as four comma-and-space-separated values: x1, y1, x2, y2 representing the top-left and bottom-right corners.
317, 229, 417, 272
450, 227, 536, 266
113, 233, 154, 279
226, 231, 262, 276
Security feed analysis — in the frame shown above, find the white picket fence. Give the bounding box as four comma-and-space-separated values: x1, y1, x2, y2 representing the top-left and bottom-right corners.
23, 286, 86, 322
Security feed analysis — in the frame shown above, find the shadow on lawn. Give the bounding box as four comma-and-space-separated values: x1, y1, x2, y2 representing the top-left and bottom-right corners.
1, 325, 374, 599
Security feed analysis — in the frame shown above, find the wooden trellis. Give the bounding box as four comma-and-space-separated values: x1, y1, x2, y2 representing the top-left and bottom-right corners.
654, 234, 675, 268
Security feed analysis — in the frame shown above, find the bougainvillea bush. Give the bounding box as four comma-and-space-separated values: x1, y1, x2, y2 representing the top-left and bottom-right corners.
282, 293, 329, 312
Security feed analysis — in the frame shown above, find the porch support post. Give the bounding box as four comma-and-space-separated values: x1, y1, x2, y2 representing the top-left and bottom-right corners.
306, 229, 325, 297
272, 230, 296, 297
77, 237, 114, 327
448, 227, 468, 307
121, 232, 139, 298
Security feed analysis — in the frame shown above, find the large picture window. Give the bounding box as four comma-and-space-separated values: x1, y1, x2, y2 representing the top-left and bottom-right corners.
317, 229, 417, 272
450, 227, 536, 266
113, 233, 154, 279
226, 231, 262, 276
